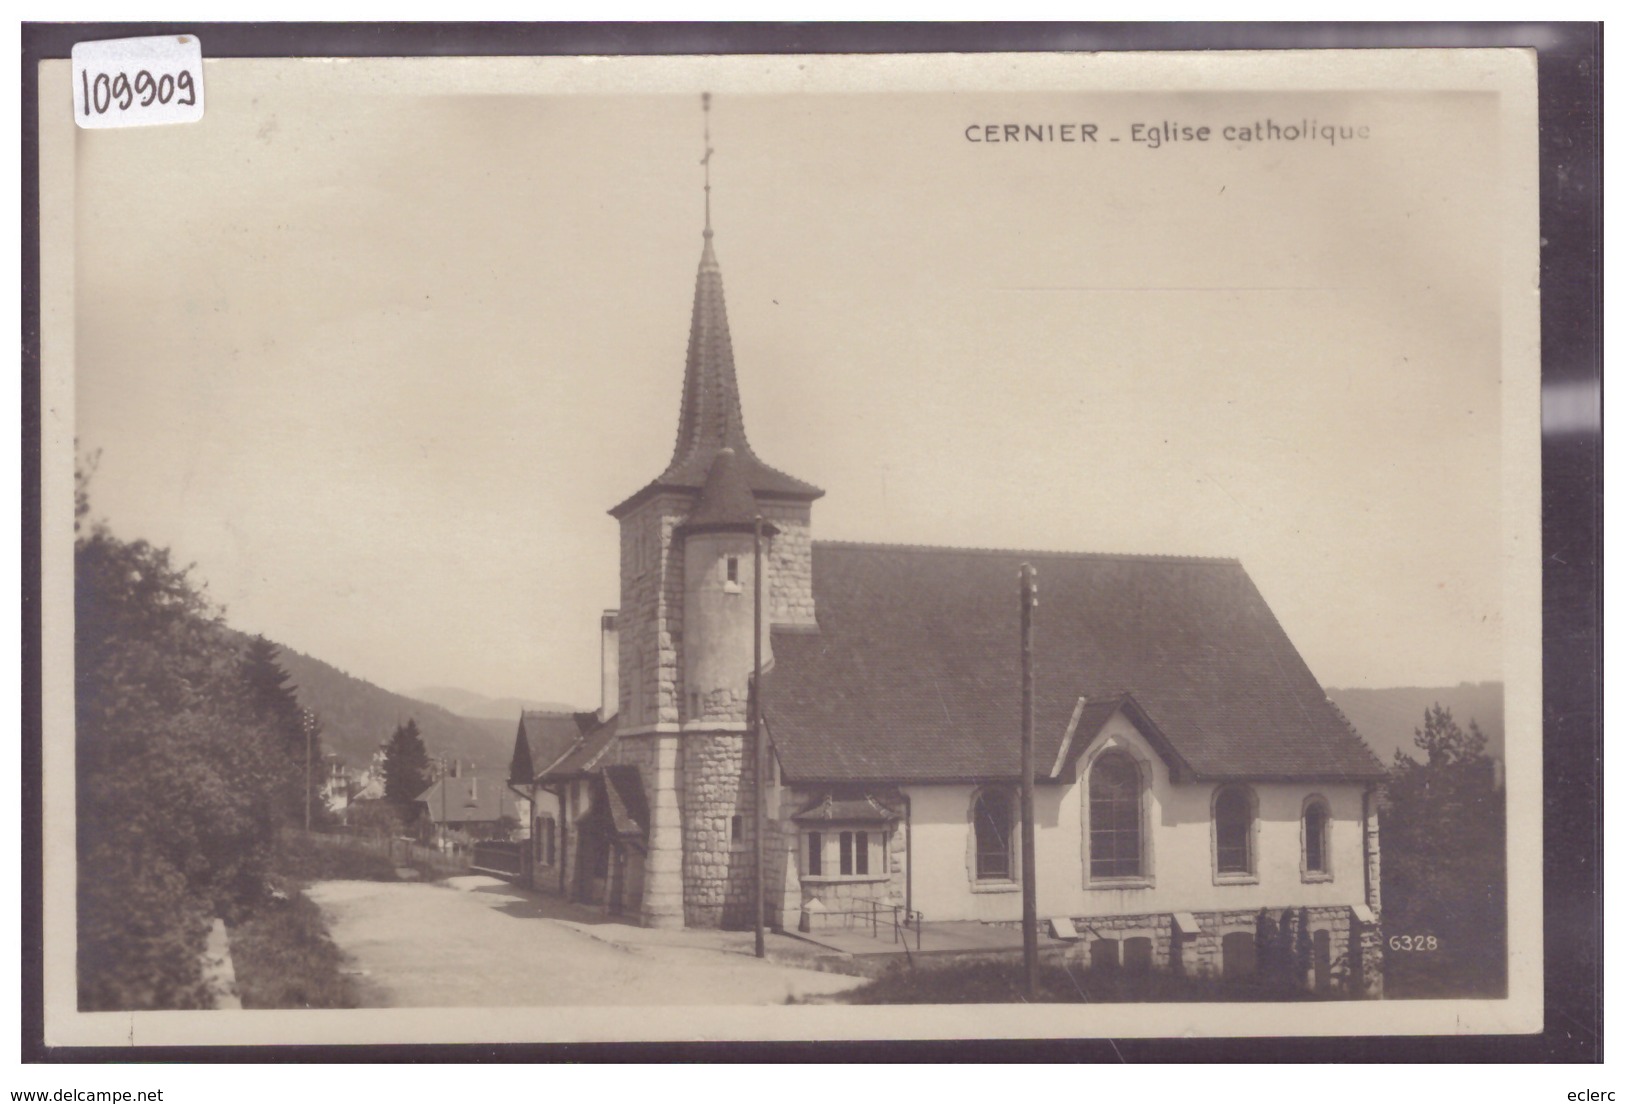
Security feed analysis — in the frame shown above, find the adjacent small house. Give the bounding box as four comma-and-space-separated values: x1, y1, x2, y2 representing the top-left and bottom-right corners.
509, 709, 607, 885
418, 766, 526, 842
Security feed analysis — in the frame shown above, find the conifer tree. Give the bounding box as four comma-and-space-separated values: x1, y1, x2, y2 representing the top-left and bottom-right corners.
1384, 704, 1507, 996
241, 636, 325, 825
383, 718, 431, 803
1294, 906, 1313, 990
1253, 907, 1275, 984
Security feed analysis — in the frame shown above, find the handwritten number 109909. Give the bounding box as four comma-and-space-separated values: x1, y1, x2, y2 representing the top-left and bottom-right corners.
81, 68, 197, 115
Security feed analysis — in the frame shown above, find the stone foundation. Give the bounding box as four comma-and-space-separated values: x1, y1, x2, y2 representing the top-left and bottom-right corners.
1024, 905, 1384, 996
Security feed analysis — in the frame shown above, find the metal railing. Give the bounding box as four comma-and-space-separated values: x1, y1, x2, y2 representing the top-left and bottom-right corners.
835, 896, 924, 953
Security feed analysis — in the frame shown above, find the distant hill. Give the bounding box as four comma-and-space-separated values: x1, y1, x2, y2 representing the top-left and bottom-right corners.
410, 685, 580, 721
1326, 682, 1505, 770
226, 631, 513, 770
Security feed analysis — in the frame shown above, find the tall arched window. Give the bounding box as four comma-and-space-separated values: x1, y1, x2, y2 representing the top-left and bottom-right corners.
1089, 751, 1143, 879
972, 787, 1016, 882
1302, 796, 1331, 880
1213, 785, 1256, 878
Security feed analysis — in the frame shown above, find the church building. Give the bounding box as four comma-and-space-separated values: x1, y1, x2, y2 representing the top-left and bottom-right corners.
515, 158, 1387, 995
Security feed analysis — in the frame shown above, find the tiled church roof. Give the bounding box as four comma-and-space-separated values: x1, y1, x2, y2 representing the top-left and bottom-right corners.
610, 234, 821, 518
765, 542, 1385, 785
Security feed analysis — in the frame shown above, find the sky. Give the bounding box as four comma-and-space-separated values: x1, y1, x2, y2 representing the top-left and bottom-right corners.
72, 59, 1510, 706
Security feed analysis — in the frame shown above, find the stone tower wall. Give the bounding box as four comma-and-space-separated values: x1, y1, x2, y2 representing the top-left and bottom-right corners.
617, 493, 693, 729
759, 501, 814, 627
615, 492, 814, 929
681, 731, 759, 928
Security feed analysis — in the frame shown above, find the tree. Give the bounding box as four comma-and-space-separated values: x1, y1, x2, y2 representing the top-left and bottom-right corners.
1293, 907, 1313, 991
1252, 908, 1277, 985
74, 463, 320, 1010
1383, 704, 1507, 997
383, 719, 431, 803
76, 519, 282, 1009
241, 636, 327, 826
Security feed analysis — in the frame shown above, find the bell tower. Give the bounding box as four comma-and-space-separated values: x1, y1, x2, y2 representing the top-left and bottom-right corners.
606, 95, 821, 928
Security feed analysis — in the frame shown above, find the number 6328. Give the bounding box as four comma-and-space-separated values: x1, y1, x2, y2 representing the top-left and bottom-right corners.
1388, 934, 1439, 952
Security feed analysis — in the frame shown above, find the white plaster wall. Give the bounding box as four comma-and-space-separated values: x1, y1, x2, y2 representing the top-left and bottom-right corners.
682, 530, 770, 721
530, 786, 560, 824
903, 708, 1372, 922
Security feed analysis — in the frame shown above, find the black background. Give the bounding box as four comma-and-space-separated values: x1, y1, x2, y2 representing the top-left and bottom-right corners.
21, 21, 1603, 1064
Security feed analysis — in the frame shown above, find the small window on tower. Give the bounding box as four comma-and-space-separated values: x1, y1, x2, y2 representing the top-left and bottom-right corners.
731, 814, 742, 841
727, 556, 740, 584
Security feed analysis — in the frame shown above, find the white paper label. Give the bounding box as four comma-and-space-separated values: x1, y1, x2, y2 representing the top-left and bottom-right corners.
71, 35, 205, 129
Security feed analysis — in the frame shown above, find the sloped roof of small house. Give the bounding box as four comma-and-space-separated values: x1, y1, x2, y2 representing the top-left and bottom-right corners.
792, 788, 905, 823
535, 713, 619, 782
511, 710, 600, 785
764, 542, 1384, 784
419, 769, 524, 826
602, 765, 650, 840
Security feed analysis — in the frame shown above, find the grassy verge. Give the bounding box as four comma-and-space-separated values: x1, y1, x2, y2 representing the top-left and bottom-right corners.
226, 833, 406, 1009
229, 877, 360, 1009
835, 960, 1336, 1004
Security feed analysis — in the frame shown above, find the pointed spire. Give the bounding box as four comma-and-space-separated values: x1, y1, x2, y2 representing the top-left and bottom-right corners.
668, 219, 745, 467
609, 94, 822, 519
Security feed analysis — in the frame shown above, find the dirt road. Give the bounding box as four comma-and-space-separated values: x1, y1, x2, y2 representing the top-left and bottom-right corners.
306, 876, 864, 1007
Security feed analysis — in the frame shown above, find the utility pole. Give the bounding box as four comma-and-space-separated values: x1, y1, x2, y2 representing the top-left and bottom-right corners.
1019, 563, 1039, 998
302, 709, 314, 832
753, 514, 766, 959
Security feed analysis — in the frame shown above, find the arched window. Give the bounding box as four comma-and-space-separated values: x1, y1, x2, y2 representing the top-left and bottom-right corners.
1213, 785, 1256, 878
1302, 796, 1331, 880
972, 787, 1016, 882
1089, 751, 1143, 879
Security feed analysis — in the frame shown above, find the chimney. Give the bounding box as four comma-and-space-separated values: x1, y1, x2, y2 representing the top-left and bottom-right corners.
600, 610, 620, 722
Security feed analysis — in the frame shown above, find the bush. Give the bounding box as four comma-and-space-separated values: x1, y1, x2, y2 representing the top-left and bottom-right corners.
274, 831, 399, 883
75, 497, 316, 1009
228, 878, 359, 1009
